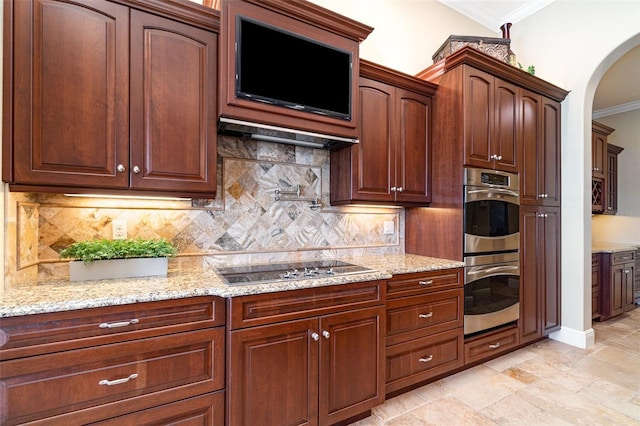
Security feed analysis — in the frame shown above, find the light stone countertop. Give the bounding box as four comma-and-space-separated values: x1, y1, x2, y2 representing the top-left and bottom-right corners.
592, 241, 639, 253
0, 254, 463, 318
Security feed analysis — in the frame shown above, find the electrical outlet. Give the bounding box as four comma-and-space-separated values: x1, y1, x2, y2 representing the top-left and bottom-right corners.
383, 221, 395, 235
112, 220, 127, 240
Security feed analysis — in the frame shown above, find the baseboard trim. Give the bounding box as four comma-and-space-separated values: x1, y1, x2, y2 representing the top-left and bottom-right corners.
549, 326, 595, 348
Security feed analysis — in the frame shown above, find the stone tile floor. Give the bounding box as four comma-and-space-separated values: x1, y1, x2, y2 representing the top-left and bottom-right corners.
353, 308, 640, 425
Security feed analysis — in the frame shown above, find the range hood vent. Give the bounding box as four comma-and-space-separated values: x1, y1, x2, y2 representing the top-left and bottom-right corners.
217, 117, 358, 150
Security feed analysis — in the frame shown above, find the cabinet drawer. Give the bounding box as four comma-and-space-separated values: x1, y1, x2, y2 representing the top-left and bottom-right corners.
386, 289, 463, 346
0, 296, 225, 360
612, 251, 634, 264
386, 328, 463, 394
464, 326, 519, 365
229, 280, 383, 329
0, 328, 224, 426
93, 391, 225, 426
387, 268, 462, 299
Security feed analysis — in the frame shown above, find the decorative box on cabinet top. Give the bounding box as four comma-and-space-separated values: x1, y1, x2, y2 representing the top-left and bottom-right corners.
433, 35, 512, 64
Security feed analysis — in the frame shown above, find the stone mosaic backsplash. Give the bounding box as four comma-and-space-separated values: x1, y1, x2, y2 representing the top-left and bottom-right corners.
4, 135, 404, 287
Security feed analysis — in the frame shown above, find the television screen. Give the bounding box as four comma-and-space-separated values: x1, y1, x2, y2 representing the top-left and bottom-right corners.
236, 17, 352, 121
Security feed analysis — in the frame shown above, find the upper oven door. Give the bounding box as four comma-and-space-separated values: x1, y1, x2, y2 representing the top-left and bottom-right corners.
464, 185, 520, 255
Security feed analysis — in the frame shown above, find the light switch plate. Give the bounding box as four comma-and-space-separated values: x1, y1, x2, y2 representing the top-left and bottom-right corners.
383, 221, 395, 235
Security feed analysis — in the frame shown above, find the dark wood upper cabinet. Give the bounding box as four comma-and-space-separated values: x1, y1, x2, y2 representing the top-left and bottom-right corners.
218, 0, 372, 140
330, 60, 436, 206
591, 121, 619, 214
606, 143, 624, 214
463, 67, 519, 173
3, 0, 219, 198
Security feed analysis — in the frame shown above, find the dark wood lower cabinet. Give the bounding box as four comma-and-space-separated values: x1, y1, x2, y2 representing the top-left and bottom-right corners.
592, 254, 601, 320
0, 297, 226, 425
599, 251, 636, 320
227, 281, 385, 426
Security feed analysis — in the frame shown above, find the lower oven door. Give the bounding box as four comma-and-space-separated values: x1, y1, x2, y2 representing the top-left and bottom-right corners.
464, 253, 520, 335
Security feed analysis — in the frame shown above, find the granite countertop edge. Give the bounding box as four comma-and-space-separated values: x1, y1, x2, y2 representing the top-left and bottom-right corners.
0, 254, 464, 318
591, 242, 640, 253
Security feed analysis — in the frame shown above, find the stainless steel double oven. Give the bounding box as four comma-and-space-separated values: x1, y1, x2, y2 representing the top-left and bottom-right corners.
463, 168, 520, 335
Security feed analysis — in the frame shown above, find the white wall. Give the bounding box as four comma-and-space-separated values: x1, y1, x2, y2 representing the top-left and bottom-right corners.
312, 0, 640, 348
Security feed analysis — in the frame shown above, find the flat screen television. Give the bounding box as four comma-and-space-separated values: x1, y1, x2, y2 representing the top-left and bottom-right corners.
235, 16, 353, 121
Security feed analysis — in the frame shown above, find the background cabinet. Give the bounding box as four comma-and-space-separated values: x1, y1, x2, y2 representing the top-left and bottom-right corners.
331, 60, 436, 206
520, 206, 561, 344
591, 121, 616, 213
599, 251, 636, 320
227, 281, 385, 426
605, 144, 624, 214
592, 253, 602, 320
3, 0, 218, 198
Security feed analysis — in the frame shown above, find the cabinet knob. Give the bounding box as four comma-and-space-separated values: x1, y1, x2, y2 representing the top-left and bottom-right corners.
624, 270, 631, 274
311, 332, 319, 341
397, 187, 403, 192
132, 166, 141, 174
322, 330, 330, 339
390, 186, 396, 192
117, 164, 125, 173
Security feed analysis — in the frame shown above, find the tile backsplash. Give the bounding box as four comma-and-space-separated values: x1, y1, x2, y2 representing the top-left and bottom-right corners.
4, 135, 404, 288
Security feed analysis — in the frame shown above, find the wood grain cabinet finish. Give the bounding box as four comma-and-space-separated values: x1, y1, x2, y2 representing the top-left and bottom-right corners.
218, 0, 372, 140
520, 94, 561, 206
592, 253, 602, 320
3, 0, 218, 198
464, 325, 519, 365
227, 281, 385, 426
384, 269, 464, 395
0, 297, 226, 425
520, 206, 561, 344
590, 121, 616, 213
605, 143, 623, 214
331, 60, 436, 206
462, 67, 519, 173
599, 251, 636, 321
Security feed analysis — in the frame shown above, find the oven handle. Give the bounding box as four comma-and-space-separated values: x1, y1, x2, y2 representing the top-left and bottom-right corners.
465, 264, 519, 283
467, 188, 520, 197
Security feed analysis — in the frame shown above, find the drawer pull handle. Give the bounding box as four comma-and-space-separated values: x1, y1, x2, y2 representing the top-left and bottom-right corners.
418, 312, 434, 319
418, 355, 434, 363
488, 342, 501, 349
418, 280, 434, 286
99, 373, 138, 386
99, 319, 139, 329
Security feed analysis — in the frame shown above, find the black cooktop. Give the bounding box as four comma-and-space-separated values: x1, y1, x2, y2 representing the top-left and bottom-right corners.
216, 260, 374, 285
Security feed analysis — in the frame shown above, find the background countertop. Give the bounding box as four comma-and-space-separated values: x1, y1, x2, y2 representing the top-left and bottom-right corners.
592, 241, 639, 253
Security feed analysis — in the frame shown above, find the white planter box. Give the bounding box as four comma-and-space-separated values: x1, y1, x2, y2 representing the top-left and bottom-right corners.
69, 257, 168, 281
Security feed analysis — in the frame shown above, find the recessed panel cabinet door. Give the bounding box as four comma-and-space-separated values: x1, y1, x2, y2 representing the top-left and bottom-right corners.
228, 318, 319, 426
463, 67, 493, 169
130, 11, 217, 194
11, 0, 130, 188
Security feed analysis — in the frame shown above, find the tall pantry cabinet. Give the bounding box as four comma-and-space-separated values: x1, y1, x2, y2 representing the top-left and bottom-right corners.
406, 47, 568, 348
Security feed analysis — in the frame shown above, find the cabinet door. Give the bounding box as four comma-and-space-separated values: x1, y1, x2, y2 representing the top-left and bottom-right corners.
519, 206, 541, 343
130, 11, 217, 195
395, 88, 431, 204
463, 67, 493, 169
319, 307, 384, 426
228, 318, 319, 426
610, 263, 626, 317
541, 208, 561, 334
520, 206, 560, 342
9, 0, 129, 188
623, 263, 635, 312
493, 79, 519, 173
592, 256, 601, 319
519, 90, 541, 205
348, 77, 395, 202
540, 98, 561, 206
592, 132, 607, 179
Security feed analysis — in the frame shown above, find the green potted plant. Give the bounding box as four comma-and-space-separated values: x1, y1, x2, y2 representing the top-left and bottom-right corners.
60, 238, 177, 281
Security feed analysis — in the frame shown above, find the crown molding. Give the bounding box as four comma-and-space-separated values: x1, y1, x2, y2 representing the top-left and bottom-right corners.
592, 100, 640, 119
